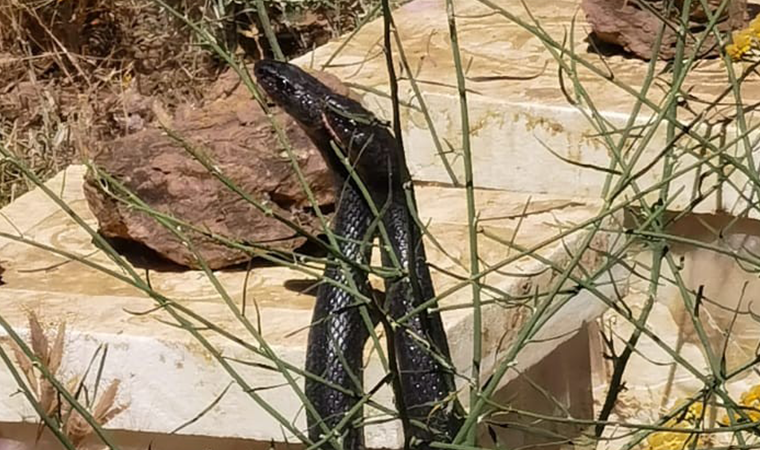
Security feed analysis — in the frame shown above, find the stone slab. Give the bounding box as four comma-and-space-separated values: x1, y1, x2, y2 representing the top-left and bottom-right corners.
0, 165, 626, 446
292, 0, 760, 218
590, 221, 760, 450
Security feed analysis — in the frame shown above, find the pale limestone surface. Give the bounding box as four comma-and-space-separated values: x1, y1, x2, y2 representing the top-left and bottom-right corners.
291, 0, 760, 217
591, 237, 760, 450
0, 165, 624, 446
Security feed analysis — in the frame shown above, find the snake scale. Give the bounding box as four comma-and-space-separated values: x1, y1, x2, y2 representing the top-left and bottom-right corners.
254, 59, 463, 449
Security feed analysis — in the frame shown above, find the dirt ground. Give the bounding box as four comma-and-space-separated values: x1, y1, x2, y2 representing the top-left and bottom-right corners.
0, 0, 376, 207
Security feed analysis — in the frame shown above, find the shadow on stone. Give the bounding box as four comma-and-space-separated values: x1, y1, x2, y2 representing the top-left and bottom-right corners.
585, 32, 639, 59
102, 230, 331, 274
479, 324, 595, 450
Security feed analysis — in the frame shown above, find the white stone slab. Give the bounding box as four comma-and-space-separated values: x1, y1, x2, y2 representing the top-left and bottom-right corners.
590, 225, 760, 450
0, 165, 626, 446
292, 0, 760, 217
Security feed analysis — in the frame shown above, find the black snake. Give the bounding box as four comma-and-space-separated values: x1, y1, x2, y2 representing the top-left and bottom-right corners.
254, 59, 463, 449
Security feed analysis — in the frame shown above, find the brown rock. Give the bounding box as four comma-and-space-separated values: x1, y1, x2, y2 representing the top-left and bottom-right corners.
83, 67, 349, 269
582, 0, 746, 60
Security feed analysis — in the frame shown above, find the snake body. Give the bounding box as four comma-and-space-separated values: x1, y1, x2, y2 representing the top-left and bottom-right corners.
254, 60, 462, 449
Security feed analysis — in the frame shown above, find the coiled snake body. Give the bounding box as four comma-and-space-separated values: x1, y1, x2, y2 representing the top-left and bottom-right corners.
255, 60, 463, 449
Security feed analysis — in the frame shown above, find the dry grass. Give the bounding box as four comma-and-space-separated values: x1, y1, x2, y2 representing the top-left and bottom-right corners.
0, 0, 221, 206
0, 0, 375, 207
10, 311, 128, 447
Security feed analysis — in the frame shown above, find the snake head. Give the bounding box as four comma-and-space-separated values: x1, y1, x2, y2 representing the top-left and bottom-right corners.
254, 59, 332, 133
255, 59, 401, 195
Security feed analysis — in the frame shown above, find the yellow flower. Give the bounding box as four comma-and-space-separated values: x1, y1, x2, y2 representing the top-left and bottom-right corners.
735, 29, 753, 47
749, 15, 760, 37
733, 384, 760, 421
741, 384, 760, 405
683, 402, 704, 422
719, 383, 760, 424
645, 424, 697, 450
727, 29, 753, 60
726, 43, 743, 60
734, 29, 752, 50
645, 401, 708, 450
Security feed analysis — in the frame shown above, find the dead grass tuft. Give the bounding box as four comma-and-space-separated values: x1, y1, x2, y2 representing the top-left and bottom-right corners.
11, 311, 128, 447
0, 0, 224, 207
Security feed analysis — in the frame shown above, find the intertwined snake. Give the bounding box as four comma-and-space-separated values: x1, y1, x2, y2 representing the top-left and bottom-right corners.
255, 59, 463, 449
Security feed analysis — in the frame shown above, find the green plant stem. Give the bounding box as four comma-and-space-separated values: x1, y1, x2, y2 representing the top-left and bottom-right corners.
442, 0, 481, 444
